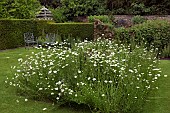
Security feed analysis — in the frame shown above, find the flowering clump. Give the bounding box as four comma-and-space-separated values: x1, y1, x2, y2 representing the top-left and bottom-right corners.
6, 39, 162, 113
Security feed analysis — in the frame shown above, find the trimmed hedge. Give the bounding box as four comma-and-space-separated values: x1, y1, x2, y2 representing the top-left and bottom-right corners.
0, 19, 38, 50
44, 22, 94, 41
0, 19, 94, 50
115, 20, 170, 57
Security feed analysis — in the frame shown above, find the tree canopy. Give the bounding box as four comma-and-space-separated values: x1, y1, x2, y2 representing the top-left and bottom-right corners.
0, 0, 41, 19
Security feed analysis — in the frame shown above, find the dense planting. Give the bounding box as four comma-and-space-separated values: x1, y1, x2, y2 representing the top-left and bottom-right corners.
6, 39, 162, 113
115, 20, 170, 57
53, 0, 106, 21
131, 15, 147, 25
88, 15, 112, 24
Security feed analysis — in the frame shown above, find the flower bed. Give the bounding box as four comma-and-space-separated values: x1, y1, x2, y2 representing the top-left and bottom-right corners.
7, 39, 162, 113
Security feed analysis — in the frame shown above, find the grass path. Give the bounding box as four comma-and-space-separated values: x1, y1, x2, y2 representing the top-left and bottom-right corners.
143, 60, 170, 113
0, 48, 170, 113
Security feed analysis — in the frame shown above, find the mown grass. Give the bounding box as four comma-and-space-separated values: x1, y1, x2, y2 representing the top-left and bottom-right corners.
0, 47, 169, 113
143, 60, 170, 113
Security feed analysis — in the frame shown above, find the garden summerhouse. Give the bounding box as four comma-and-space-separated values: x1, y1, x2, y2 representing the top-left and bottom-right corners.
36, 6, 53, 20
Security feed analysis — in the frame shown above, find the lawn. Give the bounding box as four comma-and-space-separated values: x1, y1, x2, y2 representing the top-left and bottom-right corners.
0, 47, 169, 113
143, 60, 170, 113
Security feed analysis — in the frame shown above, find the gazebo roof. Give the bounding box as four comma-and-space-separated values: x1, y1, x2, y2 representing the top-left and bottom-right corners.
36, 6, 53, 20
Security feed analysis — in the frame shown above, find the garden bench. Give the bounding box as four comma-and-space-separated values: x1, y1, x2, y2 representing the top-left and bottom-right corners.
24, 32, 38, 48
43, 33, 56, 46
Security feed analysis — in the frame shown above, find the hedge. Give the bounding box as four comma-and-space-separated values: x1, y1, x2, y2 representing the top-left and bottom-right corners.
0, 19, 39, 50
43, 22, 94, 41
115, 20, 170, 57
0, 19, 94, 50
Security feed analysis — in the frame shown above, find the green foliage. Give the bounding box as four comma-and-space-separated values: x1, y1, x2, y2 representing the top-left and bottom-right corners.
131, 15, 147, 25
115, 20, 170, 57
38, 0, 61, 8
128, 3, 151, 15
39, 0, 170, 16
60, 0, 106, 21
111, 8, 126, 15
106, 0, 170, 15
7, 39, 162, 113
106, 0, 126, 9
88, 15, 114, 31
0, 0, 12, 18
108, 2, 151, 15
161, 44, 170, 58
38, 0, 170, 15
149, 5, 169, 15
0, 0, 41, 19
51, 8, 67, 23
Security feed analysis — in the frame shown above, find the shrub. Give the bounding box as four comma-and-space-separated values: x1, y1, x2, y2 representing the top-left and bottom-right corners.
51, 8, 67, 23
88, 15, 112, 24
93, 19, 114, 40
7, 39, 162, 113
161, 44, 170, 58
111, 8, 126, 15
131, 15, 147, 24
88, 15, 114, 40
127, 3, 151, 15
115, 20, 170, 57
149, 5, 170, 15
60, 0, 106, 21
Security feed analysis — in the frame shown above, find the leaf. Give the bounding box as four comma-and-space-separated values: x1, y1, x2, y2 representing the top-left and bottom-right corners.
8, 9, 16, 13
